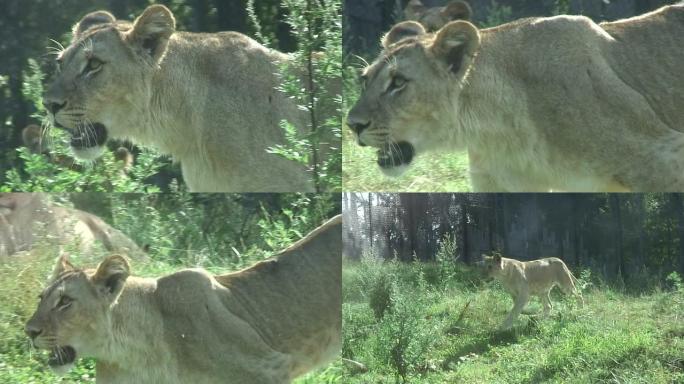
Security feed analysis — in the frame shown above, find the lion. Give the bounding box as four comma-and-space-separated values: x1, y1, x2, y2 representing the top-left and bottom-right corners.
43, 5, 335, 192
347, 4, 684, 192
404, 0, 472, 31
24, 215, 342, 383
479, 252, 583, 329
0, 193, 143, 258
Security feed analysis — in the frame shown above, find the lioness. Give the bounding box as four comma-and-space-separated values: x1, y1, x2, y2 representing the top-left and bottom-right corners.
347, 4, 684, 192
404, 0, 472, 31
25, 215, 342, 383
43, 5, 328, 192
480, 253, 583, 329
0, 193, 142, 258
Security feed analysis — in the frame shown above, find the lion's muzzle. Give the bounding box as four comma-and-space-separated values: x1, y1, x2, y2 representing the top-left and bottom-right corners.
48, 346, 77, 367
377, 141, 415, 169
69, 122, 108, 149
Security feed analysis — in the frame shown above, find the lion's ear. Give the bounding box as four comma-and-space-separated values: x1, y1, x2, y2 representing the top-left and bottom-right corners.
73, 11, 116, 40
50, 253, 74, 282
430, 20, 480, 75
405, 0, 427, 20
382, 21, 426, 49
92, 255, 130, 297
126, 5, 176, 63
442, 1, 472, 22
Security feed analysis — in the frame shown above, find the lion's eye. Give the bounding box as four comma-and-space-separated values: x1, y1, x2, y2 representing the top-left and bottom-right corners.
55, 59, 63, 72
56, 295, 73, 310
85, 58, 103, 73
389, 76, 407, 92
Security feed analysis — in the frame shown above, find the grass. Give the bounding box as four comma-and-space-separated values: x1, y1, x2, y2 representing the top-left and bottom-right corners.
0, 247, 341, 383
342, 257, 684, 384
342, 130, 472, 192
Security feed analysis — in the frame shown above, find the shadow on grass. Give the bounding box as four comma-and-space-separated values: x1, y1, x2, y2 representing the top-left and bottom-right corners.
442, 318, 541, 369
529, 344, 649, 382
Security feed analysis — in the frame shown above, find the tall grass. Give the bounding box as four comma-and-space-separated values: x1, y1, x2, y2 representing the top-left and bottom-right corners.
342, 255, 684, 383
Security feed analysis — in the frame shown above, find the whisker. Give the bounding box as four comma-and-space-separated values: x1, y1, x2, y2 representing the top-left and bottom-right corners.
49, 38, 65, 52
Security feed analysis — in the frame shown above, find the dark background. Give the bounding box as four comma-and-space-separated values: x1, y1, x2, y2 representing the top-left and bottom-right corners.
344, 193, 684, 287
0, 0, 298, 186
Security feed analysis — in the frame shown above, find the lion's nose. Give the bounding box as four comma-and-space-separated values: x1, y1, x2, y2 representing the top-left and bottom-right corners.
42, 100, 67, 115
25, 323, 43, 340
347, 119, 370, 135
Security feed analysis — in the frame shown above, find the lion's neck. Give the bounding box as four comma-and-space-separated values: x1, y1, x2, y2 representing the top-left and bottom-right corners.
98, 277, 171, 372
457, 33, 529, 145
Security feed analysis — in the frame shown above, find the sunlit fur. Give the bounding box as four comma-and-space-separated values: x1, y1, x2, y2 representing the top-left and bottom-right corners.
480, 253, 583, 329
349, 4, 684, 192
44, 5, 319, 192
25, 216, 342, 383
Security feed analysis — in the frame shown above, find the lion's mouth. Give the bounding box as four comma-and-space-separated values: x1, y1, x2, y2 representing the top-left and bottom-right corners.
69, 123, 108, 149
377, 141, 415, 169
48, 346, 76, 367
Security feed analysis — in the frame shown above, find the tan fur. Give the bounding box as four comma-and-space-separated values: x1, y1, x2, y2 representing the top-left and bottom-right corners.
43, 5, 330, 192
348, 4, 684, 192
25, 215, 342, 383
404, 0, 472, 31
481, 253, 583, 329
0, 193, 142, 258
22, 124, 46, 154
113, 147, 134, 174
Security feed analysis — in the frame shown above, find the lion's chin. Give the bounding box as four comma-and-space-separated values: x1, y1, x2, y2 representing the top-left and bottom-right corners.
377, 141, 415, 177
68, 122, 108, 160
47, 346, 77, 375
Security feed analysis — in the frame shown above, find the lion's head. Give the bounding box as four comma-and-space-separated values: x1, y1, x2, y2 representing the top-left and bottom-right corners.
478, 252, 504, 278
404, 0, 472, 32
346, 20, 480, 176
43, 5, 175, 160
24, 254, 130, 374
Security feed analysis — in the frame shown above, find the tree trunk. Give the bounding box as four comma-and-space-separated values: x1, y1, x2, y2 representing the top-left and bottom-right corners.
609, 194, 626, 282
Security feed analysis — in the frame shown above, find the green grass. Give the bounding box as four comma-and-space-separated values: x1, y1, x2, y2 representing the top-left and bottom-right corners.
342, 130, 472, 192
0, 248, 340, 383
342, 258, 684, 384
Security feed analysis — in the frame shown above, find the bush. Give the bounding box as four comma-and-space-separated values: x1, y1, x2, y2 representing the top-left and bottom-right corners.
248, 0, 342, 192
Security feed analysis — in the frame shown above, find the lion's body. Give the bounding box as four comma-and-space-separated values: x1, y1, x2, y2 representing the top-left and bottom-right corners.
112, 31, 312, 192
482, 254, 583, 329
0, 193, 141, 258
44, 6, 330, 192
348, 4, 684, 191
25, 215, 342, 383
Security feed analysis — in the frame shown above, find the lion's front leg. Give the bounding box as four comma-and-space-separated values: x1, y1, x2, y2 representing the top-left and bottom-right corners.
540, 292, 552, 318
501, 290, 529, 330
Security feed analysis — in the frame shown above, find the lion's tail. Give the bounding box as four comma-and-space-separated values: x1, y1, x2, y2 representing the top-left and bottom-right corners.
562, 263, 584, 308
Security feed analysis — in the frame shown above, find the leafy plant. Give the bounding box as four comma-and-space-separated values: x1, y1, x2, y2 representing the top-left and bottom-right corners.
248, 0, 342, 192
